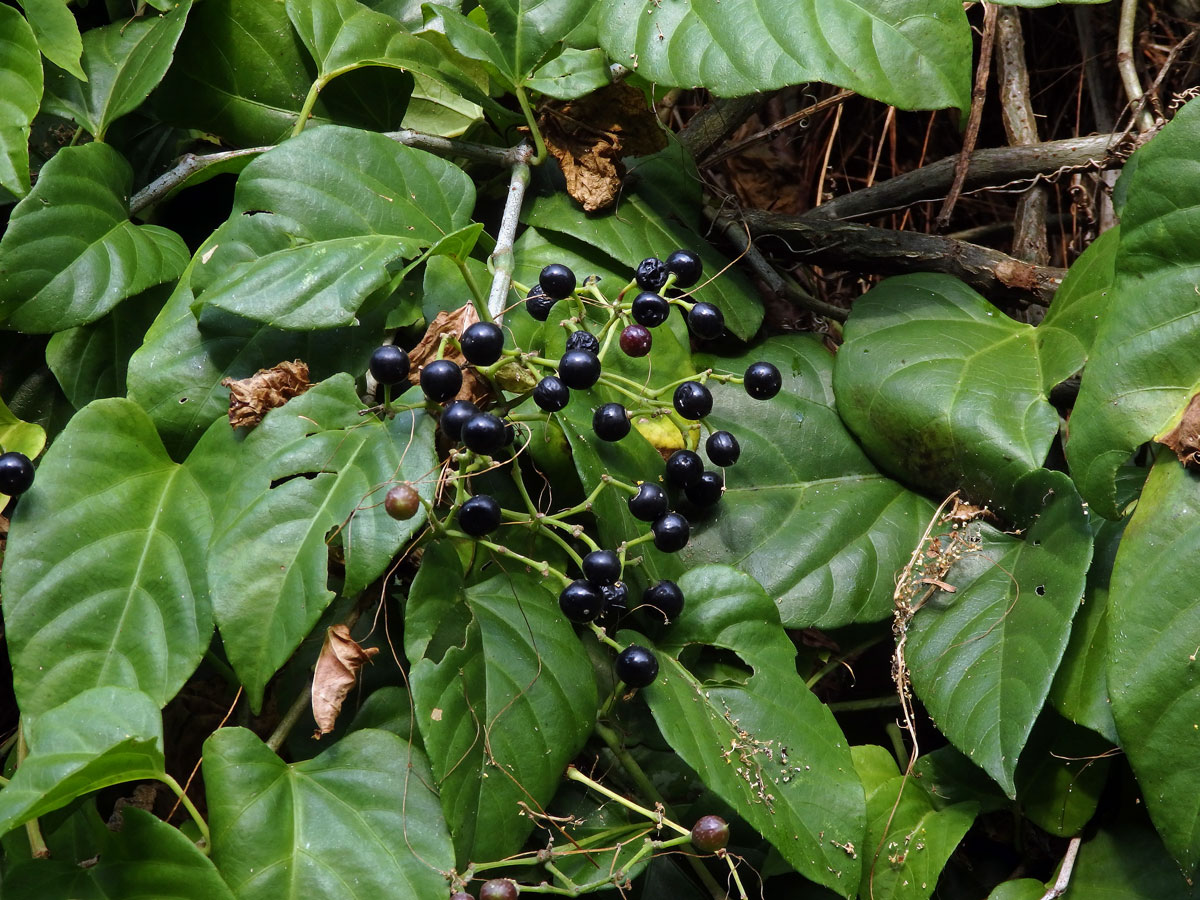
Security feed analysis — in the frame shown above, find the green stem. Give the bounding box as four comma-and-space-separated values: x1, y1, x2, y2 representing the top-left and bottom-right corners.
162, 774, 212, 851
267, 685, 312, 753
804, 633, 889, 689
827, 696, 902, 713
565, 767, 690, 837
17, 722, 47, 859
515, 84, 547, 165
458, 259, 492, 322
474, 538, 571, 586
293, 77, 327, 137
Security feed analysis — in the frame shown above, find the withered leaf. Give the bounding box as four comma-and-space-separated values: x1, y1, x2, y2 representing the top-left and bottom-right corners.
221, 360, 310, 429
311, 624, 379, 738
407, 305, 491, 406
539, 82, 668, 212
1158, 393, 1200, 467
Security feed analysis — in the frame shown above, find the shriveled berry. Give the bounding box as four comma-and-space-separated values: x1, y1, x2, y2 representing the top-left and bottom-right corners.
369, 345, 410, 385
420, 359, 462, 402
533, 376, 569, 412
744, 361, 782, 400
384, 483, 421, 520
691, 815, 730, 852
619, 324, 652, 357
664, 450, 703, 487
559, 580, 602, 623
665, 249, 702, 288
460, 322, 504, 366
684, 471, 723, 507
628, 482, 668, 521
592, 403, 630, 441
636, 257, 669, 291
526, 285, 557, 321
458, 494, 501, 537
601, 581, 628, 612
461, 413, 507, 454
479, 878, 520, 900
631, 291, 670, 327
687, 302, 724, 340
615, 645, 658, 687
558, 350, 601, 389
565, 330, 599, 355
440, 400, 479, 441
643, 580, 684, 622
582, 549, 621, 585
673, 381, 713, 420
539, 264, 576, 300
705, 430, 740, 466
651, 512, 690, 552
0, 451, 35, 496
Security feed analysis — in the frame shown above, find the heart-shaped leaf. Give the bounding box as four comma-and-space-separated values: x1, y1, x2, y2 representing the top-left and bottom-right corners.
42, 0, 192, 141
0, 687, 165, 839
0, 6, 43, 197
0, 143, 189, 333
2, 398, 214, 718
204, 727, 453, 900
632, 565, 866, 897
208, 375, 436, 711
597, 0, 970, 112
687, 336, 935, 627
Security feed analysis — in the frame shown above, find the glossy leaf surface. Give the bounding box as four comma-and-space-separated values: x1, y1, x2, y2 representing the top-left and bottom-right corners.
0, 6, 43, 197
1036, 225, 1118, 385
1062, 825, 1200, 899
21, 0, 85, 79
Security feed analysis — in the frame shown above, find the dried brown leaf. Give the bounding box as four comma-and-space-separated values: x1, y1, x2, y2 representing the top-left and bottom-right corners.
407, 305, 491, 406
221, 360, 310, 429
539, 82, 668, 212
311, 624, 379, 738
1159, 393, 1200, 467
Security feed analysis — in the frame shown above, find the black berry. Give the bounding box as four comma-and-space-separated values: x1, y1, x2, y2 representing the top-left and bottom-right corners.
440, 400, 479, 441
369, 345, 410, 385
558, 350, 601, 389
559, 580, 602, 623
664, 450, 703, 487
479, 879, 520, 900
582, 549, 621, 585
0, 452, 34, 496
564, 330, 599, 355
665, 249, 702, 288
744, 361, 782, 400
651, 512, 690, 552
461, 413, 507, 454
673, 381, 713, 420
533, 376, 570, 412
687, 302, 724, 340
539, 263, 576, 300
420, 360, 462, 402
684, 471, 723, 507
601, 581, 628, 612
615, 645, 659, 687
636, 257, 669, 291
628, 482, 668, 521
643, 580, 684, 621
631, 291, 670, 328
705, 430, 740, 466
526, 285, 556, 321
460, 322, 504, 366
691, 815, 730, 852
458, 494, 501, 537
384, 483, 421, 520
619, 324, 652, 357
592, 403, 630, 441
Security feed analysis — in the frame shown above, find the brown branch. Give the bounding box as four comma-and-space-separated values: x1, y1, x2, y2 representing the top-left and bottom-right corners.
699, 90, 855, 168
677, 94, 773, 163
938, 3, 1000, 230
738, 208, 1066, 306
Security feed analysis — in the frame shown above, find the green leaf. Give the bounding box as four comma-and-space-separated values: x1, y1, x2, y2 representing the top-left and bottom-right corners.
597, 0, 970, 112
1062, 825, 1200, 899
524, 191, 765, 340
544, 784, 654, 889
42, 1, 192, 141
987, 881, 1046, 900
1037, 226, 1118, 385
406, 553, 598, 863
208, 376, 436, 711
0, 687, 165, 838
833, 274, 1058, 514
204, 727, 454, 899
1015, 716, 1111, 838
0, 143, 189, 333
20, 0, 84, 80
851, 745, 976, 900
635, 565, 866, 897
0, 6, 43, 197
1066, 98, 1200, 519
0, 393, 46, 461
438, 5, 518, 87
2, 399, 214, 718
526, 47, 611, 99
906, 470, 1094, 796
4, 808, 236, 900
1107, 449, 1200, 872
688, 336, 935, 627
477, 0, 589, 81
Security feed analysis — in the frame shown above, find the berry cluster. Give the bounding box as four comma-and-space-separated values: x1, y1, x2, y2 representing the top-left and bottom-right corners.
368, 253, 782, 693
